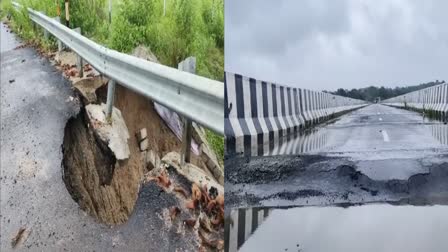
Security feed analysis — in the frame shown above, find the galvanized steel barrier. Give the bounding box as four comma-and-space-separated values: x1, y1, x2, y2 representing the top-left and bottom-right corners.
12, 2, 224, 135
225, 72, 368, 157
382, 83, 448, 122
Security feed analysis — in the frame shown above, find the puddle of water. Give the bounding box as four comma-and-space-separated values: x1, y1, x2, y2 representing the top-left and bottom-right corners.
355, 159, 429, 180
226, 204, 448, 252
431, 124, 448, 145
261, 127, 333, 156
256, 122, 448, 158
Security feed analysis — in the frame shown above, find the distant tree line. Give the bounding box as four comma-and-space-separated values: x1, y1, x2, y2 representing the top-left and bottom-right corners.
326, 80, 446, 102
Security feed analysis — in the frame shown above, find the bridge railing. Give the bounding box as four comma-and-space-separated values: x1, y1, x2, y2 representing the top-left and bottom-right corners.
382, 83, 448, 120
11, 2, 224, 135
225, 72, 368, 157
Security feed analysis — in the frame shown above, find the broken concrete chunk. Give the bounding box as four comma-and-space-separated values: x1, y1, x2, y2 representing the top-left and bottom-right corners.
161, 152, 223, 194
206, 158, 216, 170
73, 77, 105, 104
136, 128, 147, 142
132, 45, 159, 63
139, 138, 149, 151
146, 150, 155, 170
140, 151, 147, 163
85, 103, 130, 160
146, 149, 161, 171
201, 143, 223, 185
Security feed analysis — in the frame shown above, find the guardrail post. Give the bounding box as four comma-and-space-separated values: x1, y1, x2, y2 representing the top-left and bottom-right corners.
40, 12, 49, 39
179, 57, 196, 166
108, 0, 112, 23
106, 79, 116, 120
65, 0, 70, 27
72, 27, 83, 77
54, 17, 63, 52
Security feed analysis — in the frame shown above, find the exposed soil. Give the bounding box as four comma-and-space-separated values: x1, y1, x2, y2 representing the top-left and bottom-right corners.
61, 81, 210, 225
62, 109, 142, 224
112, 85, 205, 168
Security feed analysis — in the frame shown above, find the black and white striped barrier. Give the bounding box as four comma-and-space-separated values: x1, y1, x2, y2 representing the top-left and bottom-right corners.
383, 83, 448, 121
225, 208, 272, 252
225, 72, 367, 157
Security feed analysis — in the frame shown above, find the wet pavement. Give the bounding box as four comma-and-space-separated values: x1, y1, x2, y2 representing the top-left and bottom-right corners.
1, 22, 21, 53
230, 203, 448, 252
0, 23, 198, 251
225, 104, 448, 209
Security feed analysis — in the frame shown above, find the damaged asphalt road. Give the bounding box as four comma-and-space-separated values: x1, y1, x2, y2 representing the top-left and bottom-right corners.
0, 23, 205, 251
225, 104, 448, 209
225, 154, 448, 209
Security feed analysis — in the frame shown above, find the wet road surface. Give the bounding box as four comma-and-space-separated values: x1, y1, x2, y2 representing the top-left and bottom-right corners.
1, 22, 21, 53
225, 104, 448, 209
233, 204, 448, 252
1, 23, 197, 251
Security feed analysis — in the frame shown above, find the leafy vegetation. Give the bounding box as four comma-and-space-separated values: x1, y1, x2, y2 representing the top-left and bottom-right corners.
329, 80, 446, 102
109, 0, 223, 81
1, 0, 224, 163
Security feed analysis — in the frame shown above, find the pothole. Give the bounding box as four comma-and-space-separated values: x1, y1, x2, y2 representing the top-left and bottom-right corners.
61, 107, 141, 225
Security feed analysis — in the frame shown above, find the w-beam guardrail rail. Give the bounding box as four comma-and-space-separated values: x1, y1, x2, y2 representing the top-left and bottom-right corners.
11, 2, 224, 135
382, 83, 448, 122
225, 72, 368, 157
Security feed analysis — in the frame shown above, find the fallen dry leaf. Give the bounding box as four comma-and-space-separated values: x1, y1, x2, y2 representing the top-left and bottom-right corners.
83, 64, 92, 72
210, 210, 224, 226
185, 199, 197, 210
157, 171, 171, 188
183, 219, 197, 228
173, 186, 189, 198
169, 206, 181, 221
191, 183, 202, 202
199, 229, 224, 250
216, 194, 224, 207
11, 227, 29, 249
199, 215, 213, 233
206, 200, 217, 214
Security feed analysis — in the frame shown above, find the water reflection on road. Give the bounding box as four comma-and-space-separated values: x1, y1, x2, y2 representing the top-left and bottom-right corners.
226, 204, 448, 252
259, 105, 448, 157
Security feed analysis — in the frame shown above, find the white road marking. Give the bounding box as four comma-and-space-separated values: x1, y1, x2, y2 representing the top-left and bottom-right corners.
379, 117, 383, 121
381, 130, 390, 142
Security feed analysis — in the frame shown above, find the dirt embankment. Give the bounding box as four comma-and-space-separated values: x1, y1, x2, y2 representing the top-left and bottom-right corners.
62, 78, 211, 225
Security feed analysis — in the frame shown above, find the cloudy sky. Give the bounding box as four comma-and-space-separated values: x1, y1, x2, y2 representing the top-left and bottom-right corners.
225, 0, 448, 91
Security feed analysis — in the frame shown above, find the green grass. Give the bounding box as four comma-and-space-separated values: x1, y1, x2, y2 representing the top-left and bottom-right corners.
206, 129, 224, 166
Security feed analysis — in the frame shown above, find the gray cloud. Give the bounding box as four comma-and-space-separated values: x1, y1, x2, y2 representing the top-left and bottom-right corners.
225, 0, 448, 91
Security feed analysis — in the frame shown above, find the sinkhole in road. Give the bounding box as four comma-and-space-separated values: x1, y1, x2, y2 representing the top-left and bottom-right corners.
61, 108, 142, 225
59, 81, 202, 225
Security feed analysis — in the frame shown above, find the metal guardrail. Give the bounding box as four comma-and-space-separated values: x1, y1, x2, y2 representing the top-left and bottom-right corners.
12, 2, 224, 135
